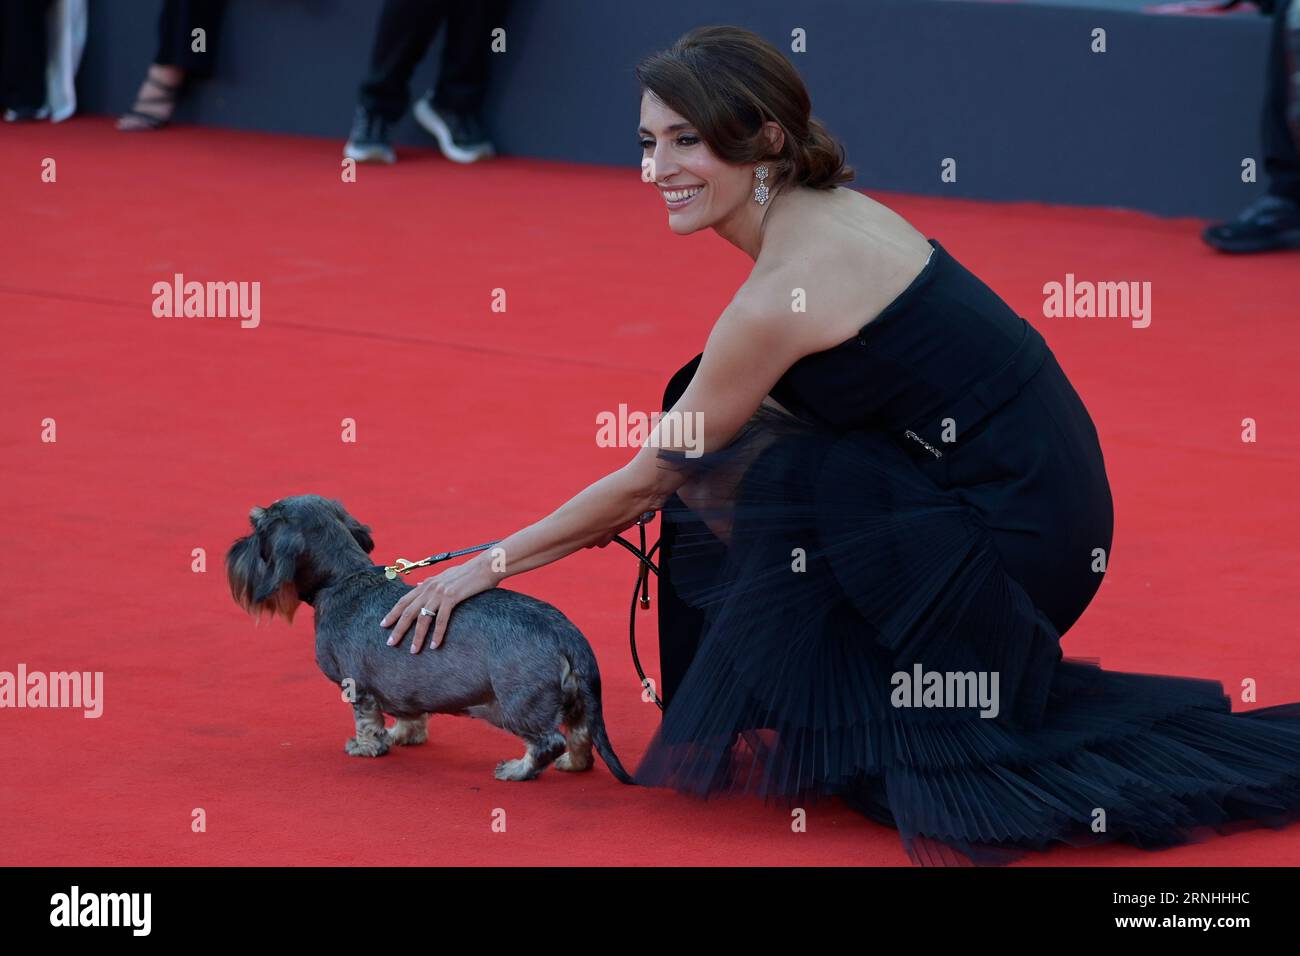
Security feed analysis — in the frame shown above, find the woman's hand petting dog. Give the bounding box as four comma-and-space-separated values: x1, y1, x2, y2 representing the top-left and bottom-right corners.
381, 554, 500, 653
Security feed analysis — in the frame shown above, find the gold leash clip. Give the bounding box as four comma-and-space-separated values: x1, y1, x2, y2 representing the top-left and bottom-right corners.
383, 557, 428, 580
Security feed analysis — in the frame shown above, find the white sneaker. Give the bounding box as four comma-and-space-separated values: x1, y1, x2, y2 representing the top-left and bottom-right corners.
413, 96, 495, 164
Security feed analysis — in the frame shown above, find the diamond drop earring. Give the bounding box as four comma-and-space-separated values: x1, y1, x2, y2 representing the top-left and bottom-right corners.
753, 164, 770, 205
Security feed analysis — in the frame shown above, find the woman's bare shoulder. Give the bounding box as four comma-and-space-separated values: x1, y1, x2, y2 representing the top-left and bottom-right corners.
741, 189, 934, 350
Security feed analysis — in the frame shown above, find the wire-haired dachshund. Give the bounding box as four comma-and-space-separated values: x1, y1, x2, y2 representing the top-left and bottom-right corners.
225, 494, 632, 783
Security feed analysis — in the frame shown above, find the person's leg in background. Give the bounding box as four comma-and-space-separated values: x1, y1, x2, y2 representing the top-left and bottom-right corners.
1, 0, 52, 121
1204, 0, 1300, 252
1274, 0, 1300, 193
117, 0, 227, 131
412, 0, 510, 163
346, 0, 449, 164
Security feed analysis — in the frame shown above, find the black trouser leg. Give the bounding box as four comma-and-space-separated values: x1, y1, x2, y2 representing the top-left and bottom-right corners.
0, 0, 51, 111
1264, 0, 1300, 199
357, 0, 449, 121
432, 0, 509, 116
154, 0, 226, 77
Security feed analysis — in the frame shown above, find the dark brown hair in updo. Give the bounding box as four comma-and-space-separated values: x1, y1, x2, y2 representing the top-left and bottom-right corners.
635, 25, 855, 194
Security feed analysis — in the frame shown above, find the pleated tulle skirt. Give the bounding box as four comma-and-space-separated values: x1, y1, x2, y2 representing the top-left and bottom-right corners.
635, 404, 1300, 865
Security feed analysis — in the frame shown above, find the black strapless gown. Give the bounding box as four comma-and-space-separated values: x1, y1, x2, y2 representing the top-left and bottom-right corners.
636, 239, 1300, 865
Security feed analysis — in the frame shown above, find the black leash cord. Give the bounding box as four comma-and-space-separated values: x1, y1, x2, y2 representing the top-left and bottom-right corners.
393, 523, 664, 711
612, 529, 663, 710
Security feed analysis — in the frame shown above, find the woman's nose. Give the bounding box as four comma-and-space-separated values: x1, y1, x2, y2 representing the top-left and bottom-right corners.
651, 147, 678, 182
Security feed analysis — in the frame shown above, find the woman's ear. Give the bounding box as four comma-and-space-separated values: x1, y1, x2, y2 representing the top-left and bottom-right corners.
761, 120, 784, 159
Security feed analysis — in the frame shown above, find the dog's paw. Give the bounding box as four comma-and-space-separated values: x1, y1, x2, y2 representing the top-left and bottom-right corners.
345, 736, 389, 757
386, 718, 428, 746
494, 758, 539, 781
555, 751, 593, 773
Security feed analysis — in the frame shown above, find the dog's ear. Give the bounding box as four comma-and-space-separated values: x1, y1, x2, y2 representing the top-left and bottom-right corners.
225, 532, 263, 612
226, 522, 306, 611
329, 499, 374, 554
345, 516, 374, 554
254, 524, 307, 603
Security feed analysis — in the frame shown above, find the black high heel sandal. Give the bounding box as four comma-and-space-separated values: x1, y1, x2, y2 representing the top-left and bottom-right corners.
117, 72, 182, 131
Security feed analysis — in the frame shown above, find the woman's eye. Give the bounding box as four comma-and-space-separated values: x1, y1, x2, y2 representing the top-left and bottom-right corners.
639, 135, 698, 149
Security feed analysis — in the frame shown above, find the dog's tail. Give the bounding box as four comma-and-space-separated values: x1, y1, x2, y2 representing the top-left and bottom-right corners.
560, 646, 635, 785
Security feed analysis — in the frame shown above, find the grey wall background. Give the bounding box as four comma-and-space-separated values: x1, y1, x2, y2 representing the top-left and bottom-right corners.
74, 0, 1275, 219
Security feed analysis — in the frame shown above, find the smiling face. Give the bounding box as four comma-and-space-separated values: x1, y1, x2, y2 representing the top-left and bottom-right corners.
638, 91, 757, 237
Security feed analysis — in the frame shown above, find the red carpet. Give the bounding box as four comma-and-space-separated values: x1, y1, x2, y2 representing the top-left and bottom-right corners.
2, 119, 1298, 866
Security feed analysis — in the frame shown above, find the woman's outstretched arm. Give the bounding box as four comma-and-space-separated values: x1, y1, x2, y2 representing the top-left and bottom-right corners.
381, 292, 809, 652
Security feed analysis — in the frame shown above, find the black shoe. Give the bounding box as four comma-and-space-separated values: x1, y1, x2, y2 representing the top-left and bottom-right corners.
344, 106, 395, 164
413, 95, 494, 163
1202, 194, 1300, 253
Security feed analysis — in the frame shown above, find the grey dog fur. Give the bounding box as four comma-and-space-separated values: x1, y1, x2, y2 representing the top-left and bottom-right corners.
225, 494, 633, 783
